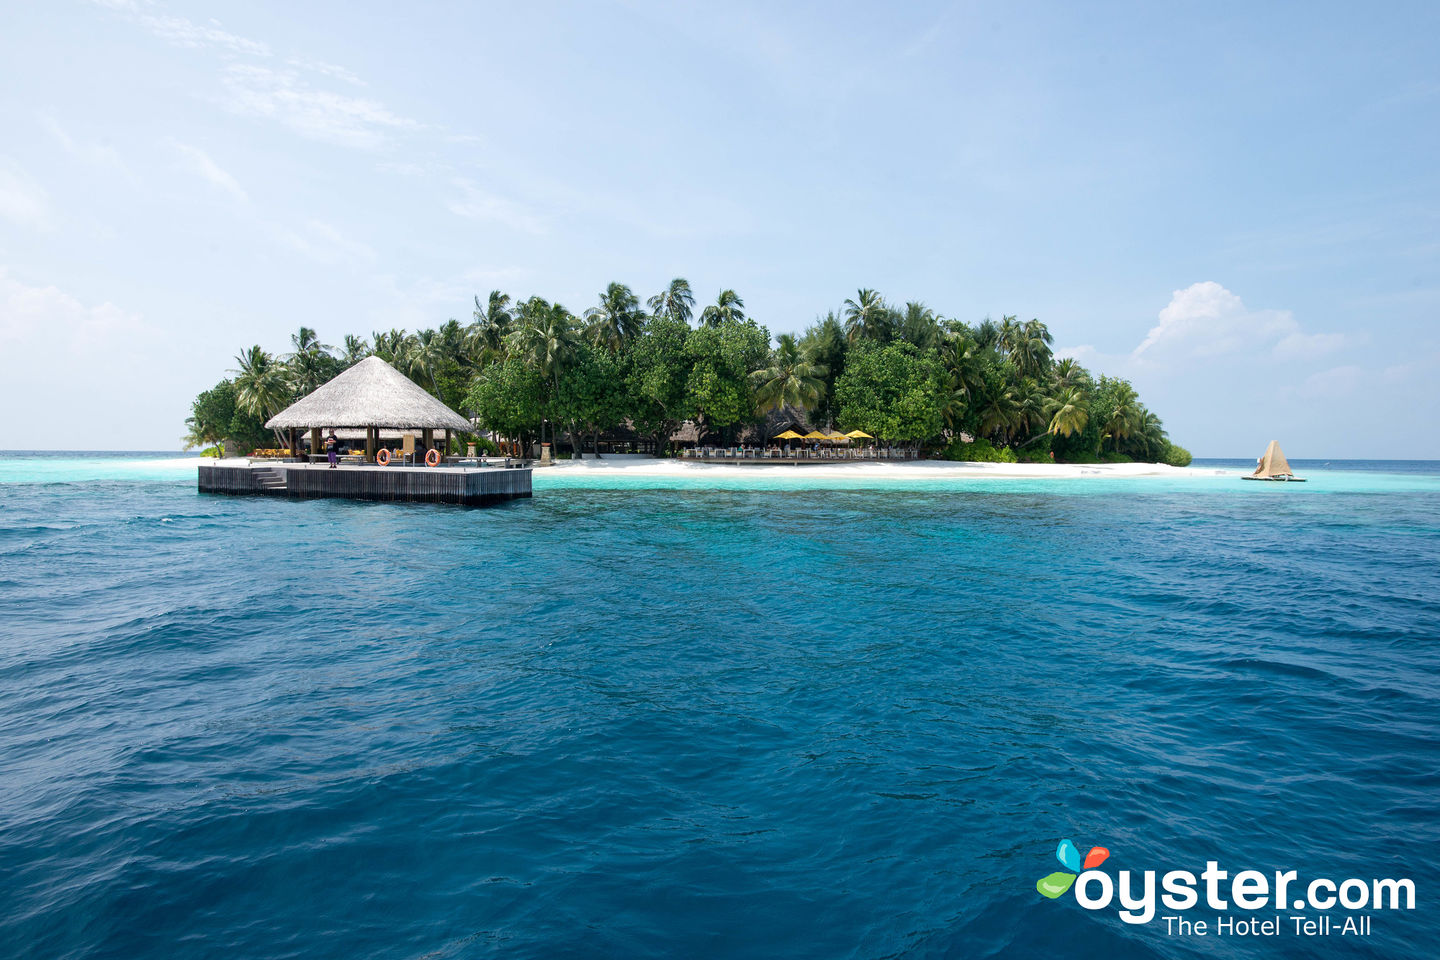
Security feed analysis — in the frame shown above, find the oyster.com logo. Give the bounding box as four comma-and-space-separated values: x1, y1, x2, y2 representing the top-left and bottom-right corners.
1036, 838, 1109, 899
1032, 835, 1416, 939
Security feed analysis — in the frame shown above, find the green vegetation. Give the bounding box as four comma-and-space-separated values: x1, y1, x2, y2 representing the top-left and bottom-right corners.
189, 283, 1186, 462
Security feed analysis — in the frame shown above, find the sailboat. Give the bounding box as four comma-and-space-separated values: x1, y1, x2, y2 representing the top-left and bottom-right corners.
1244, 440, 1305, 481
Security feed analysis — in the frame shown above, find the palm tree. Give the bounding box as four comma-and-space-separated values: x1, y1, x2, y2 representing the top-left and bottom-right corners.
1131, 409, 1166, 460
285, 327, 335, 395
341, 334, 369, 366
1013, 378, 1049, 440
1046, 388, 1089, 438
585, 282, 644, 352
1102, 381, 1142, 452
899, 301, 941, 350
1049, 357, 1087, 394
401, 328, 447, 392
510, 297, 579, 389
939, 334, 986, 402
1024, 318, 1054, 347
231, 345, 290, 444
975, 382, 1019, 443
997, 315, 1022, 357
699, 289, 745, 327
647, 278, 695, 325
750, 334, 827, 414
437, 318, 471, 366
470, 291, 514, 364
974, 317, 1001, 351
1005, 318, 1054, 379
800, 312, 847, 425
370, 329, 409, 364
842, 288, 890, 342
938, 333, 986, 433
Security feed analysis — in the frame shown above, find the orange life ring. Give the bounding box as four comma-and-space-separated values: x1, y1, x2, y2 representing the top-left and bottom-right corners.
376, 449, 391, 466
425, 448, 440, 467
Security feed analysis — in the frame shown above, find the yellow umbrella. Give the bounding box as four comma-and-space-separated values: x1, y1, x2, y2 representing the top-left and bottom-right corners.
773, 429, 804, 440
845, 429, 874, 439
826, 430, 850, 441
802, 431, 828, 440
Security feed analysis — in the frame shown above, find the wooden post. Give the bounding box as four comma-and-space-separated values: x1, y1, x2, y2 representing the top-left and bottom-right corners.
288, 427, 298, 460
444, 429, 452, 457
310, 427, 321, 461
366, 426, 376, 463
422, 428, 434, 459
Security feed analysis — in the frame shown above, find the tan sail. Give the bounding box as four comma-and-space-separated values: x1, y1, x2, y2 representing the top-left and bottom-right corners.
1247, 440, 1302, 480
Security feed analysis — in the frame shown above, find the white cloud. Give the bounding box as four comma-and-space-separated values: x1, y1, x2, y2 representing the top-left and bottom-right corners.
0, 267, 149, 348
170, 141, 248, 202
447, 178, 546, 234
1134, 281, 1346, 362
221, 64, 419, 149
139, 13, 270, 56
287, 57, 365, 86
90, 1, 272, 57
278, 219, 376, 266
0, 157, 52, 230
1297, 364, 1364, 398
40, 115, 127, 172
1274, 330, 1348, 361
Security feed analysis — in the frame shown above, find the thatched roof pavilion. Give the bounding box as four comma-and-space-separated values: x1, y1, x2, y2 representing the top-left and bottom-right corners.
265, 356, 470, 461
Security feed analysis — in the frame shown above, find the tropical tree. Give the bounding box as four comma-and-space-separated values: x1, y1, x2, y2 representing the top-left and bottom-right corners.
626, 314, 693, 453
370, 329, 409, 364
555, 342, 630, 455
1046, 387, 1089, 438
647, 277, 695, 325
1008, 318, 1055, 379
684, 318, 770, 440
341, 334, 369, 366
465, 357, 547, 451
833, 341, 948, 443
973, 317, 1001, 351
699, 289, 746, 327
997, 315, 1022, 357
231, 345, 290, 421
750, 334, 827, 414
285, 326, 338, 395
842, 288, 892, 342
584, 282, 644, 352
401, 328, 447, 392
973, 369, 1019, 443
508, 297, 580, 450
470, 290, 514, 364
184, 379, 272, 454
1097, 377, 1142, 452
1049, 356, 1089, 394
799, 312, 848, 425
898, 301, 942, 351
1013, 377, 1049, 441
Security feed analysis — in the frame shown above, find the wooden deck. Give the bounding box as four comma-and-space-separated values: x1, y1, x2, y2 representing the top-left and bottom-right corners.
198, 462, 532, 506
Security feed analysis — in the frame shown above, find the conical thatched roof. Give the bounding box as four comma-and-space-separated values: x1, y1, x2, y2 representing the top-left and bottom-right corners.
265, 356, 471, 431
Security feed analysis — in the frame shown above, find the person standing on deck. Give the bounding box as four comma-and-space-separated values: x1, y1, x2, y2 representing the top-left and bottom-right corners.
325, 430, 339, 468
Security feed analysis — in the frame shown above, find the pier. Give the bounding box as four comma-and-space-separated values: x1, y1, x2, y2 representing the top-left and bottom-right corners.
199, 461, 531, 506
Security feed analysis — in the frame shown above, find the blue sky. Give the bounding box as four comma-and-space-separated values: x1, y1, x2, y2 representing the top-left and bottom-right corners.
1, 0, 1436, 456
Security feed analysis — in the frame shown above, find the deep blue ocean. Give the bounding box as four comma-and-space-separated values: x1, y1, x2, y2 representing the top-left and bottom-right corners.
2, 453, 1438, 959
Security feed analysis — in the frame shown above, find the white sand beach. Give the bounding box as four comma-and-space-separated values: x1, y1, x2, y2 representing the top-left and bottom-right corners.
544, 455, 1230, 480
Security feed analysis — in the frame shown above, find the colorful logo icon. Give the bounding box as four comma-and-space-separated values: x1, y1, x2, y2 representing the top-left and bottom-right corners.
1036, 838, 1110, 899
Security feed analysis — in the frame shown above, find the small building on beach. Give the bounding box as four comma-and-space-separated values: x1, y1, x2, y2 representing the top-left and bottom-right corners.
264, 356, 472, 461
200, 357, 529, 506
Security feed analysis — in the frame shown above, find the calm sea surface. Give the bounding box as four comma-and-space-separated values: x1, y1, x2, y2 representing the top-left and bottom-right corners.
2, 453, 1438, 959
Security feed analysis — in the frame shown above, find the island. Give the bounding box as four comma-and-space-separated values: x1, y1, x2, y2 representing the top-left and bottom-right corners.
185, 281, 1191, 468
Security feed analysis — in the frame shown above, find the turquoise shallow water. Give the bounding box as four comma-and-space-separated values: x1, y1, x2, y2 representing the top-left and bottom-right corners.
2, 453, 1438, 958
